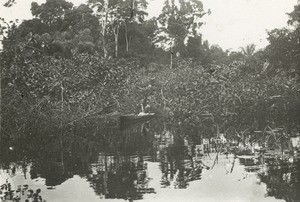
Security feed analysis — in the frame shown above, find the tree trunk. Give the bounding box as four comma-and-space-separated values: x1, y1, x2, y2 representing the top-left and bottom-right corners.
60, 81, 65, 172
129, 35, 132, 51
125, 23, 129, 52
114, 25, 119, 58
0, 60, 1, 143
170, 46, 173, 69
101, 0, 109, 58
102, 34, 108, 58
0, 62, 1, 143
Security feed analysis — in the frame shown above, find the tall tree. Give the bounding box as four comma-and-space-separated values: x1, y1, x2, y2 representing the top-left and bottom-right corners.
88, 0, 110, 58
157, 0, 207, 68
89, 0, 148, 58
122, 0, 148, 53
265, 2, 300, 77
24, 1, 100, 57
31, 0, 73, 30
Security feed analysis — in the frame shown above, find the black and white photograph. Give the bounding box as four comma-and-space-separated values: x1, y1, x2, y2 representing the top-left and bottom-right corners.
0, 0, 299, 201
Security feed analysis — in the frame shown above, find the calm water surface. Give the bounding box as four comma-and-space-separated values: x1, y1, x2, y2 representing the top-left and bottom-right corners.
1, 119, 299, 202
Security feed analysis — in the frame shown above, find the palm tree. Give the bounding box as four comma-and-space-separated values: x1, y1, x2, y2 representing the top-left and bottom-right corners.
240, 44, 256, 57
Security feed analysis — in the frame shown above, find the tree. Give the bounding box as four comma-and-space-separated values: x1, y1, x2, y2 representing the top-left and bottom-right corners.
88, 0, 110, 57
31, 0, 73, 30
117, 17, 158, 62
9, 1, 101, 57
240, 44, 256, 58
120, 0, 148, 54
157, 0, 207, 68
288, 3, 300, 26
265, 3, 300, 77
89, 0, 148, 58
186, 36, 204, 58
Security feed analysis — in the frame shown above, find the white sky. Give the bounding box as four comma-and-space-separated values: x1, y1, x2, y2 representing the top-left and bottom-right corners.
0, 0, 297, 51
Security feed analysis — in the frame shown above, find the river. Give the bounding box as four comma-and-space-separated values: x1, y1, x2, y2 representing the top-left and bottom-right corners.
0, 117, 299, 202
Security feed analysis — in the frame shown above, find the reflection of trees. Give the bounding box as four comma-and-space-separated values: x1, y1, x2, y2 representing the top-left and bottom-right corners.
23, 118, 156, 188
87, 154, 155, 200
235, 148, 300, 201
237, 156, 263, 173
101, 120, 155, 156
0, 115, 156, 185
159, 145, 205, 189
155, 125, 206, 189
258, 159, 300, 202
27, 134, 101, 186
84, 120, 157, 200
25, 135, 99, 186
30, 161, 73, 186
0, 125, 102, 186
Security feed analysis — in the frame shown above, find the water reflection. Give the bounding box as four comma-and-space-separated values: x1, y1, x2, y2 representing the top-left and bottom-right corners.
88, 154, 154, 201
154, 129, 208, 189
258, 157, 300, 201
0, 118, 299, 202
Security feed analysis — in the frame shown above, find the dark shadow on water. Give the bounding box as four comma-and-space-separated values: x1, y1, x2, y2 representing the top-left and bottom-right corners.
1, 117, 300, 201
258, 158, 300, 202
87, 154, 154, 200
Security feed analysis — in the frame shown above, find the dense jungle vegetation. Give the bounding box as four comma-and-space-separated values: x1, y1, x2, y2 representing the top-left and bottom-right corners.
0, 0, 299, 162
